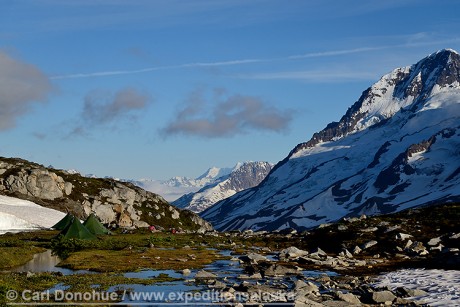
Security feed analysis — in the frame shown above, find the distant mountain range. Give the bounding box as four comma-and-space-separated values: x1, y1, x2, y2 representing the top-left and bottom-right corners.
201, 49, 460, 231
173, 161, 273, 213
131, 162, 273, 213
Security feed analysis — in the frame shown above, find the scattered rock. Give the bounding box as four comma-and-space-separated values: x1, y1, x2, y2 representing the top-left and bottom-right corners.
239, 252, 269, 264
338, 248, 353, 258
335, 291, 361, 304
361, 240, 378, 250
427, 236, 442, 246
396, 287, 427, 297
352, 246, 362, 255
279, 246, 309, 260
360, 227, 378, 233
195, 270, 217, 279
396, 233, 412, 240
264, 264, 298, 277
370, 290, 396, 304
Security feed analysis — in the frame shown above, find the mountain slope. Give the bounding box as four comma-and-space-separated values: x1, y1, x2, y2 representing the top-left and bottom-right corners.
173, 161, 273, 213
201, 49, 460, 231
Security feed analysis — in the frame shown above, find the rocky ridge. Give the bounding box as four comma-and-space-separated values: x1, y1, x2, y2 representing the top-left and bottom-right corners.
0, 157, 212, 232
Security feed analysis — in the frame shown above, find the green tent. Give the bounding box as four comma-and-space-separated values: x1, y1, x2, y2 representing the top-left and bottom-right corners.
83, 214, 110, 235
52, 213, 75, 230
60, 217, 96, 240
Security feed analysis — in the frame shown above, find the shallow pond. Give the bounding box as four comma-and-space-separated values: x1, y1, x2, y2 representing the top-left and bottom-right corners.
11, 249, 92, 275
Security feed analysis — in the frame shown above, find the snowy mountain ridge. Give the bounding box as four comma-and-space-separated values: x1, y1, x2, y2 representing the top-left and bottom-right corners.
201, 49, 460, 231
129, 163, 243, 201
173, 161, 273, 213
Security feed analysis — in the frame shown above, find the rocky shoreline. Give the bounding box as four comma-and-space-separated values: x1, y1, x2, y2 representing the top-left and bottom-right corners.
184, 203, 459, 306
188, 247, 432, 306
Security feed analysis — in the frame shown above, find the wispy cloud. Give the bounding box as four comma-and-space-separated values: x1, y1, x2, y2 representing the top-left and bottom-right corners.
70, 87, 151, 136
50, 36, 460, 80
0, 51, 52, 131
50, 59, 261, 79
239, 70, 377, 82
161, 88, 293, 138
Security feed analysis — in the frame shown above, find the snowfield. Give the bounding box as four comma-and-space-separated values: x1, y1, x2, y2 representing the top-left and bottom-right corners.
0, 195, 66, 234
375, 269, 460, 306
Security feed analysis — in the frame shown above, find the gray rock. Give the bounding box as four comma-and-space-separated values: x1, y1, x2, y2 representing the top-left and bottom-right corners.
396, 233, 412, 240
405, 241, 428, 255
295, 280, 319, 294
322, 301, 359, 307
430, 244, 444, 252
371, 290, 396, 303
361, 240, 378, 250
338, 248, 353, 258
264, 264, 298, 277
294, 296, 324, 307
427, 237, 442, 246
336, 291, 361, 304
239, 252, 269, 264
195, 270, 217, 279
311, 247, 327, 257
209, 280, 226, 289
384, 225, 400, 233
360, 227, 378, 233
449, 233, 460, 239
396, 287, 427, 297
352, 246, 362, 255
279, 246, 309, 260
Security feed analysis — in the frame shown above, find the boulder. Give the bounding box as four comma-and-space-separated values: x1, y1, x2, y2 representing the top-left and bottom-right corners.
352, 246, 362, 255
336, 291, 361, 304
361, 240, 378, 250
370, 291, 396, 304
279, 246, 309, 260
239, 253, 269, 264
195, 270, 217, 279
396, 287, 427, 297
264, 264, 298, 277
427, 237, 442, 246
396, 233, 412, 240
360, 227, 378, 233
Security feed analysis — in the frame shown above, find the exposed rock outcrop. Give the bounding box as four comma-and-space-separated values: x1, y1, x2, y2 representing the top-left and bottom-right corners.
0, 157, 212, 232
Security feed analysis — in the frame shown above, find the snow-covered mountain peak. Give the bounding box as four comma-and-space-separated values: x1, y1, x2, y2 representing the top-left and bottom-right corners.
196, 166, 233, 181
201, 50, 460, 232
290, 49, 460, 158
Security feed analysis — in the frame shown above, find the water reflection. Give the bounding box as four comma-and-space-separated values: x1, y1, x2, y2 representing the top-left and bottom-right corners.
11, 250, 90, 275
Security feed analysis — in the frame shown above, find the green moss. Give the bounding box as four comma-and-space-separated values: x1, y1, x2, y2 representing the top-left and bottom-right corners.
58, 248, 225, 272
0, 246, 46, 269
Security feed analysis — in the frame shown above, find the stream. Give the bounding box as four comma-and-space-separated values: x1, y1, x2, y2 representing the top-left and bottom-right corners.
11, 249, 337, 305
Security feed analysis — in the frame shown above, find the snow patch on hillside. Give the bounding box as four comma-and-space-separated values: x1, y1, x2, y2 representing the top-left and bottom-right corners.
375, 269, 460, 306
0, 195, 66, 234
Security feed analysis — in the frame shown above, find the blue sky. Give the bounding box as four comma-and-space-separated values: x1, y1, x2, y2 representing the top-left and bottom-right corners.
1, 0, 460, 180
